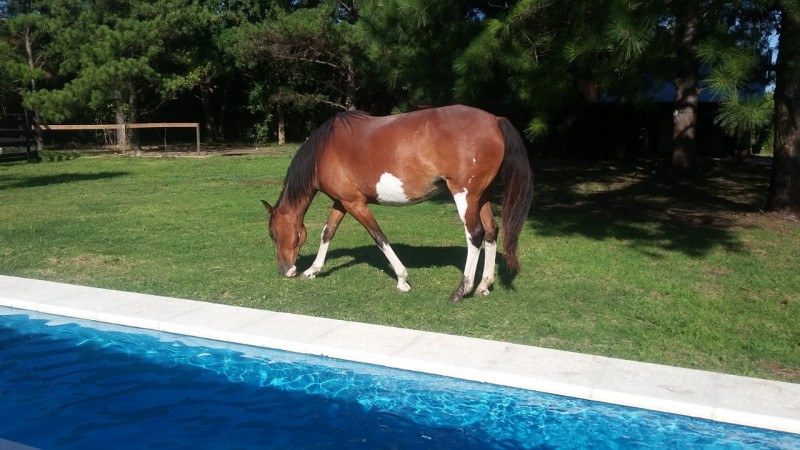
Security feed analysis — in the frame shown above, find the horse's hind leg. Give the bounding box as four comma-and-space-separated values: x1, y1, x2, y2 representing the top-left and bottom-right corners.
476, 203, 498, 296
303, 202, 346, 279
342, 201, 411, 292
450, 189, 486, 302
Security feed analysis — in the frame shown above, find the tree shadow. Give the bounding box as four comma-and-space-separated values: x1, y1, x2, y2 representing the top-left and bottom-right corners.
0, 171, 129, 191
531, 159, 771, 258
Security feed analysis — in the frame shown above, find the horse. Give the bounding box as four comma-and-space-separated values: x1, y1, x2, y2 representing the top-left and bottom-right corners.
262, 105, 534, 301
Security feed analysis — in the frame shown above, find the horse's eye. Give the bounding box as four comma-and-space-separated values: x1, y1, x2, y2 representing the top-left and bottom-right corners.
269, 230, 276, 239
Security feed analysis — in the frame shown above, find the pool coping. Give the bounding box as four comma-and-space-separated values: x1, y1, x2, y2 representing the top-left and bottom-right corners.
1, 274, 798, 435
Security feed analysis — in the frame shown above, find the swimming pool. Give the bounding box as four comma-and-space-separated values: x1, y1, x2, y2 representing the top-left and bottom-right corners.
1, 308, 798, 449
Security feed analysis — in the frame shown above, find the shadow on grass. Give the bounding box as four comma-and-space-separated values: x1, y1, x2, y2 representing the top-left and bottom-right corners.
288, 160, 769, 283
297, 243, 519, 290
0, 171, 129, 190
531, 159, 772, 258
299, 245, 461, 279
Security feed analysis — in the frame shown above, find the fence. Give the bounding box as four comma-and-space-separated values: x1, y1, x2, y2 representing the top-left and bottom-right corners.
0, 113, 36, 163
37, 122, 201, 153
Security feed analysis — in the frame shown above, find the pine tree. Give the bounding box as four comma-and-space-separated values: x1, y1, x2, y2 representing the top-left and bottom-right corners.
22, 0, 210, 154
359, 0, 483, 111
454, 0, 777, 177
0, 0, 59, 151
767, 2, 800, 213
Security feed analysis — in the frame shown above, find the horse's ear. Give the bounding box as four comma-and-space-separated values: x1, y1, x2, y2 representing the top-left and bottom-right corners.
261, 200, 274, 215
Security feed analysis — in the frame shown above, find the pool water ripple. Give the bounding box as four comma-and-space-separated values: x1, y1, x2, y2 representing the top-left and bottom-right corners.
1, 310, 798, 449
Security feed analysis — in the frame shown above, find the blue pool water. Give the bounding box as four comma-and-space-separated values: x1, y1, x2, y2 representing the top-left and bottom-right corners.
1, 308, 798, 449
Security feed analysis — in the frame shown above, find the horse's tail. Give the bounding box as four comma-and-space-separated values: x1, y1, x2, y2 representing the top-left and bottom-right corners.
497, 117, 534, 274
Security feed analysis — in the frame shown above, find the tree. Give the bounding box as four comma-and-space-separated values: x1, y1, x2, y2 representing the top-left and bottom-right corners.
455, 0, 776, 176
228, 0, 491, 144
23, 0, 210, 154
194, 0, 275, 143
665, 0, 705, 176
699, 0, 800, 212
700, 3, 775, 156
227, 1, 381, 143
0, 0, 58, 150
454, 0, 585, 140
767, 3, 800, 213
0, 14, 17, 112
358, 0, 486, 112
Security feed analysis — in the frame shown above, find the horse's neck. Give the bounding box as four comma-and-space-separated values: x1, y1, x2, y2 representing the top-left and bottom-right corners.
278, 189, 317, 219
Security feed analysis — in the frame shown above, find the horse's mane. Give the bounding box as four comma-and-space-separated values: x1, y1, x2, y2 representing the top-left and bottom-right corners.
280, 110, 369, 207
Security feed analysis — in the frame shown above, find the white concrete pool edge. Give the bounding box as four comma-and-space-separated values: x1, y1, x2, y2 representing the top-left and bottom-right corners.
1, 275, 798, 435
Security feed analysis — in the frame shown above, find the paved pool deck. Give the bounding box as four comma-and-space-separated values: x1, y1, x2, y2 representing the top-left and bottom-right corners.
1, 274, 798, 435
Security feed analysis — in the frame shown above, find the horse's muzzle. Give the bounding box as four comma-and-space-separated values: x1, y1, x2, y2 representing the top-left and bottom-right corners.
278, 264, 298, 277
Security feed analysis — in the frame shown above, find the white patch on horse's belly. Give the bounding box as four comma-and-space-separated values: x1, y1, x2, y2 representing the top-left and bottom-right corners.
376, 172, 411, 205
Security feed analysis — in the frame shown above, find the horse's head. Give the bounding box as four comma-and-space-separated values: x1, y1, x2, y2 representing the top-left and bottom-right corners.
261, 200, 307, 277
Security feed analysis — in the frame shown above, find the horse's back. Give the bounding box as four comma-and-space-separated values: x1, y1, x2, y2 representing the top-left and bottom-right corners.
316, 105, 505, 204
368, 105, 499, 143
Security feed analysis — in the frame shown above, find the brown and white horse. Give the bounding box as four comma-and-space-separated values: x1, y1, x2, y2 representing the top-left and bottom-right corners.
262, 105, 534, 301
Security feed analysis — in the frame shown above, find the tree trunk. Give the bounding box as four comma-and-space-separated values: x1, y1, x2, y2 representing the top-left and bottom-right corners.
23, 23, 43, 152
217, 82, 228, 140
201, 86, 216, 143
277, 103, 285, 145
127, 85, 142, 156
767, 7, 800, 213
671, 5, 702, 177
115, 102, 128, 155
672, 76, 699, 175
114, 86, 141, 155
345, 63, 357, 111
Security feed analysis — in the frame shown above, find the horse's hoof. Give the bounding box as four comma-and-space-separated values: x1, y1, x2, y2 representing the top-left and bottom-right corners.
449, 277, 471, 301
396, 282, 411, 293
477, 278, 492, 296
301, 271, 316, 279
449, 285, 466, 301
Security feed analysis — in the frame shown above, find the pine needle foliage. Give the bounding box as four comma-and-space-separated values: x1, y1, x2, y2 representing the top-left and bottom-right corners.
715, 94, 773, 138
604, 3, 655, 61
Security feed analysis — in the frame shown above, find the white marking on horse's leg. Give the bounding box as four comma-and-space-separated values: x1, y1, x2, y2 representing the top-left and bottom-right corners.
453, 188, 469, 222
461, 226, 481, 294
450, 188, 482, 300
302, 225, 330, 279
379, 242, 411, 292
376, 172, 411, 205
476, 241, 496, 296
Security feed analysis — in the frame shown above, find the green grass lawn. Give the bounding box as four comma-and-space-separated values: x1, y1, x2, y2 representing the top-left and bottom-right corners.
1, 151, 798, 382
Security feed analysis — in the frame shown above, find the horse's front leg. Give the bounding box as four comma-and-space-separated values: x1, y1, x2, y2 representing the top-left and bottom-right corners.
343, 201, 411, 292
302, 202, 346, 279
